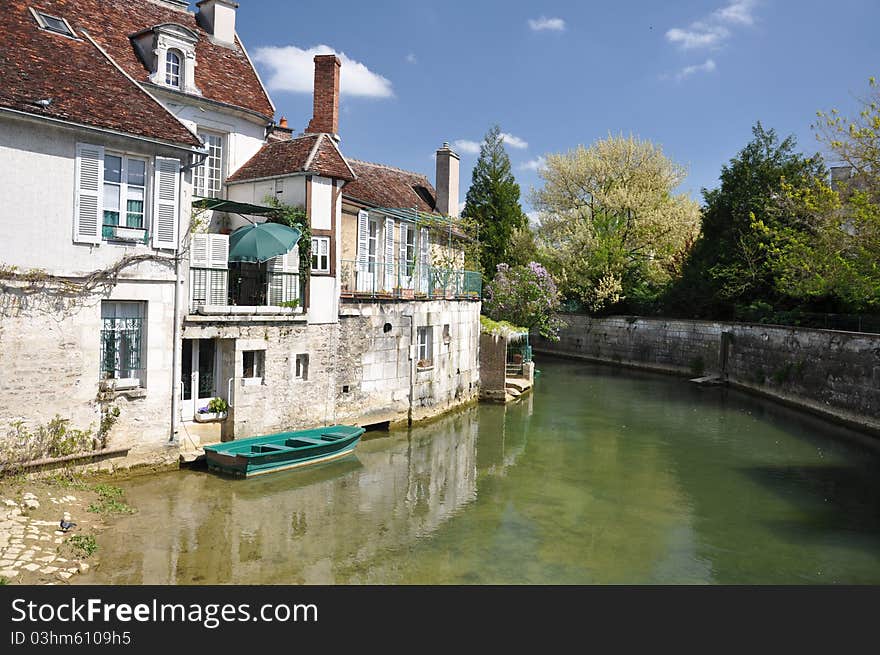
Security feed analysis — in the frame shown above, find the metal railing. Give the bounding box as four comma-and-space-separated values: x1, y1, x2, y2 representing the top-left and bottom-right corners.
340, 259, 481, 300
100, 317, 144, 380
190, 267, 301, 311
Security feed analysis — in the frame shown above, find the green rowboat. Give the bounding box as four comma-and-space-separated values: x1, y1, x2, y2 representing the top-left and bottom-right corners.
204, 424, 365, 478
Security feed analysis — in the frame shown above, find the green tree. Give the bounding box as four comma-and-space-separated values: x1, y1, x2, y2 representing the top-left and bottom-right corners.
669, 123, 828, 317
771, 78, 880, 312
462, 125, 528, 281
531, 134, 700, 312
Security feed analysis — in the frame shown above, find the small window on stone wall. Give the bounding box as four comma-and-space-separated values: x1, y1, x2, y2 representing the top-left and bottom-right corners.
295, 353, 309, 380
243, 350, 264, 380
443, 324, 451, 345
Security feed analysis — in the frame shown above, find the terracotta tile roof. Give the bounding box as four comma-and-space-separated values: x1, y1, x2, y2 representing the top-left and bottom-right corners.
226, 133, 356, 183
0, 1, 200, 146
5, 0, 273, 123
344, 159, 437, 212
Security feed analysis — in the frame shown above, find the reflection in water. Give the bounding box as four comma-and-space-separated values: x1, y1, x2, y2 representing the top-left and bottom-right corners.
79, 358, 880, 584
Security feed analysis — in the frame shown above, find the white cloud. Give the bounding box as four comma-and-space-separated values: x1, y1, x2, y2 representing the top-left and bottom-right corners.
500, 132, 528, 149
666, 25, 729, 50
405, 53, 417, 64
714, 0, 757, 25
452, 139, 481, 155
526, 211, 542, 227
674, 58, 717, 81
520, 156, 546, 171
528, 16, 566, 32
253, 44, 393, 98
665, 1, 757, 50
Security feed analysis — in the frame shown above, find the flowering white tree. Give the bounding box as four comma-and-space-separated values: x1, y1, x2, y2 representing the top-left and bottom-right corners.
531, 134, 700, 311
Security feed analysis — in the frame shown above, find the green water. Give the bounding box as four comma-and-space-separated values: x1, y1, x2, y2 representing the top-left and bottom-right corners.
79, 358, 880, 584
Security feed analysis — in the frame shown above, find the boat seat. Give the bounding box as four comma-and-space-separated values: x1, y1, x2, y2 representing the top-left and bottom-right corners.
250, 444, 291, 453
285, 437, 324, 448
321, 430, 352, 440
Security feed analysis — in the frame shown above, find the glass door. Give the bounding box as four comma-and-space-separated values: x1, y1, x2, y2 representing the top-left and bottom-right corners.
180, 338, 217, 418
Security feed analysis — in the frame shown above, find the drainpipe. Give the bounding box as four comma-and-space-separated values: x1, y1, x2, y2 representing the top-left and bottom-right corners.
170, 151, 205, 442
401, 311, 415, 426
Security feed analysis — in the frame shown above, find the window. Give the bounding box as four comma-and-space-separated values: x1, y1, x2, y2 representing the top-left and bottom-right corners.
242, 350, 264, 380
193, 132, 223, 198
417, 326, 433, 367
32, 10, 76, 37
100, 302, 146, 385
103, 154, 147, 232
311, 236, 330, 273
165, 50, 182, 89
295, 354, 309, 380
367, 218, 379, 263
443, 324, 451, 345
405, 226, 416, 275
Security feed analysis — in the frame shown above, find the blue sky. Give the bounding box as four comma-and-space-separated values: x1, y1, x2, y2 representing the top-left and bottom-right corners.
236, 0, 880, 211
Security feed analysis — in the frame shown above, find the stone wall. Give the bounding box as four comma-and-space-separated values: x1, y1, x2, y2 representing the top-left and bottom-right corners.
533, 315, 880, 434
479, 334, 507, 402
335, 300, 481, 425
0, 279, 180, 468
181, 299, 481, 442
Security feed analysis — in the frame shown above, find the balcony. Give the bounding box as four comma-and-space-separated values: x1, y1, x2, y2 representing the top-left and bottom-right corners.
190, 262, 303, 317
340, 258, 481, 301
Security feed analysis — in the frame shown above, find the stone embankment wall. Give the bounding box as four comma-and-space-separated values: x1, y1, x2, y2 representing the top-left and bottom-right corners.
532, 315, 880, 434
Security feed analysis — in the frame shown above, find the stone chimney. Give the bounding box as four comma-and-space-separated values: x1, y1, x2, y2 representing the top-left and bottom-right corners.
305, 55, 341, 140
435, 142, 460, 217
196, 0, 238, 45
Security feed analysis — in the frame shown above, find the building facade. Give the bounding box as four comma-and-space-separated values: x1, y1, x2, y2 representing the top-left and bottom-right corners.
0, 0, 481, 470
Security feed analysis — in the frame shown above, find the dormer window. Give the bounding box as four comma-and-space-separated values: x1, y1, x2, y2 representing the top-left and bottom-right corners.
165, 50, 182, 89
131, 23, 201, 95
31, 8, 76, 38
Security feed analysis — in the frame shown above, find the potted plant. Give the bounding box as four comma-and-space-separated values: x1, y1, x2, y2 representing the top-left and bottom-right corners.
195, 397, 228, 422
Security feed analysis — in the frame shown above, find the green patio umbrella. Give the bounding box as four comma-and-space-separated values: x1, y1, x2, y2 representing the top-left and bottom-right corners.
227, 222, 302, 263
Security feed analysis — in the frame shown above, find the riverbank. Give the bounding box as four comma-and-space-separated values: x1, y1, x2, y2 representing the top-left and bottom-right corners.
0, 473, 137, 585
533, 315, 880, 438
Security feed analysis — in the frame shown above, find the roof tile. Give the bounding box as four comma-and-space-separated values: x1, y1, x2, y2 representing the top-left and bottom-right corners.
1, 1, 200, 146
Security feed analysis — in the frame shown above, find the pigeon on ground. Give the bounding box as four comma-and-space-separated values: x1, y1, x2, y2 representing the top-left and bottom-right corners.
60, 512, 76, 532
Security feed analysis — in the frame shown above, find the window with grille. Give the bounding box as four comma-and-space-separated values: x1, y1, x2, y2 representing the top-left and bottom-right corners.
311, 236, 330, 273
193, 133, 223, 198
100, 302, 146, 385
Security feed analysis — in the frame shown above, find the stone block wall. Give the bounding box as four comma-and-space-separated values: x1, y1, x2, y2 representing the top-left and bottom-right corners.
533, 315, 880, 433
0, 279, 179, 468
479, 333, 507, 401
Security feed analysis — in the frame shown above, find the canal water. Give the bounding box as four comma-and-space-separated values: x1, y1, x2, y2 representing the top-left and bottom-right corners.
79, 357, 880, 584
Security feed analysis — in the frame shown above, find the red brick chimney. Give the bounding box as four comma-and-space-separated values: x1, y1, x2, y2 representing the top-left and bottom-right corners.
305, 54, 341, 139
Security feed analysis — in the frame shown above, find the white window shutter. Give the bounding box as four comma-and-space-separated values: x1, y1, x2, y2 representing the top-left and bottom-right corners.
190, 233, 209, 268
73, 143, 103, 244
208, 234, 228, 269
384, 217, 395, 290
399, 222, 408, 264
419, 227, 429, 266
419, 226, 430, 294
356, 209, 369, 266
208, 270, 228, 306
152, 156, 180, 250
267, 249, 299, 305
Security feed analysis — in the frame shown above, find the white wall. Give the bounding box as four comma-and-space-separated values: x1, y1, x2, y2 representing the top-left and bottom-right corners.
310, 177, 333, 230
162, 100, 266, 180
0, 116, 188, 278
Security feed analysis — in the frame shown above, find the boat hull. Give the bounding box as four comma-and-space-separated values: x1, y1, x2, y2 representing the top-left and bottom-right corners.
204, 425, 364, 478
